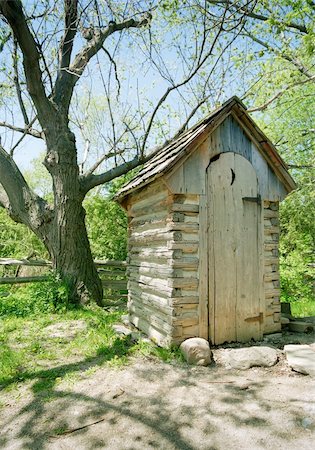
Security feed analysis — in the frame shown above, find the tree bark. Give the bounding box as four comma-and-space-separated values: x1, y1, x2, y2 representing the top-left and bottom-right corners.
44, 124, 103, 305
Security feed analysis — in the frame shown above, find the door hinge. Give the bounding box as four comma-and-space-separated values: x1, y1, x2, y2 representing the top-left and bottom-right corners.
242, 195, 261, 205
245, 312, 264, 324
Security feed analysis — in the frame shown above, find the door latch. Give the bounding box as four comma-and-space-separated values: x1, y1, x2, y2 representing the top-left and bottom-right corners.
242, 195, 261, 205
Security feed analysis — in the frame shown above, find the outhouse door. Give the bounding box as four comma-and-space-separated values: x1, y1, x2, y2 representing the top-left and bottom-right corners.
207, 152, 263, 344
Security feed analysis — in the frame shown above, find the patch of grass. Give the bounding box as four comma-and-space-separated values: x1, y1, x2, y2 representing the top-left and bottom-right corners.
290, 300, 315, 318
0, 296, 182, 392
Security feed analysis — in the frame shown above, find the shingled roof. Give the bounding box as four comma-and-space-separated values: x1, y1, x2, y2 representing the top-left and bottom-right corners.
115, 96, 296, 202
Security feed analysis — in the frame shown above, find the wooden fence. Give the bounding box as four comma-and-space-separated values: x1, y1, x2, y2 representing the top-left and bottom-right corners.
0, 258, 127, 304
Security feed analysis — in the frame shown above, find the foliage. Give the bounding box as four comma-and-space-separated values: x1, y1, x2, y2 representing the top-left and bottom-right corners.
252, 57, 315, 306
0, 276, 70, 317
0, 208, 47, 263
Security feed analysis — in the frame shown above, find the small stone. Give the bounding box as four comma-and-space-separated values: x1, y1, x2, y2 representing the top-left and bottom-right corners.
112, 324, 132, 336
264, 333, 282, 341
284, 344, 315, 377
180, 338, 212, 366
220, 346, 278, 370
288, 321, 314, 333
236, 381, 250, 390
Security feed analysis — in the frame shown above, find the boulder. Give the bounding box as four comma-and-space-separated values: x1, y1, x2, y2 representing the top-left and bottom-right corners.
220, 346, 278, 370
180, 338, 212, 366
284, 344, 315, 377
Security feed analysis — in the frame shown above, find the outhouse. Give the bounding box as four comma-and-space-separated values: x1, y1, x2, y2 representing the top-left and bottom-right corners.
115, 97, 296, 347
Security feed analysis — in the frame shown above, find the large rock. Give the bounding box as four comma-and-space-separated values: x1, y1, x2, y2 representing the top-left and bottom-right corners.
180, 338, 212, 366
284, 344, 315, 377
220, 346, 278, 370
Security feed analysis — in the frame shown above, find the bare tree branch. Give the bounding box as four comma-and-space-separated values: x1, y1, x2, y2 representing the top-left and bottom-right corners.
206, 1, 308, 34
0, 0, 55, 125
55, 13, 151, 112
243, 30, 314, 79
102, 46, 121, 98
0, 144, 52, 229
0, 119, 42, 139
287, 164, 315, 169
12, 38, 29, 125
81, 155, 143, 194
53, 0, 78, 108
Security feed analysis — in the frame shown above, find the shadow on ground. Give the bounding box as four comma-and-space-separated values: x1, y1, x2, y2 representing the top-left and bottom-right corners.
0, 340, 314, 450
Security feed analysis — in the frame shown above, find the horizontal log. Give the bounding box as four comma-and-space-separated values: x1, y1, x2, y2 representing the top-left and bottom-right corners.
129, 231, 182, 244
172, 296, 200, 305
264, 272, 280, 282
0, 258, 51, 267
168, 242, 199, 253
170, 203, 199, 213
263, 209, 278, 219
102, 280, 127, 289
128, 279, 174, 296
103, 295, 128, 300
129, 314, 171, 347
129, 186, 168, 207
129, 290, 173, 315
182, 324, 199, 336
130, 217, 169, 231
128, 273, 169, 288
264, 243, 278, 251
0, 275, 50, 285
171, 258, 199, 269
168, 277, 199, 289
173, 316, 199, 327
264, 263, 279, 273
129, 303, 174, 332
130, 199, 169, 217
167, 222, 199, 232
94, 260, 127, 267
129, 248, 175, 259
264, 257, 278, 265
264, 226, 280, 235
174, 303, 198, 312
265, 288, 280, 298
98, 269, 127, 276
129, 260, 171, 271
128, 281, 173, 299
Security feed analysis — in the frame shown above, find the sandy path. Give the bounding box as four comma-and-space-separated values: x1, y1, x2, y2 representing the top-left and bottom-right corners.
0, 356, 314, 450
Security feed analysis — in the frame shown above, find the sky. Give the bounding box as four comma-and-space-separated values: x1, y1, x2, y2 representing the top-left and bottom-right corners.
0, 0, 263, 175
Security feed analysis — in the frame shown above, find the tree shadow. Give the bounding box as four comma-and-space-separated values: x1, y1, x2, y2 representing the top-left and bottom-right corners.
0, 351, 313, 449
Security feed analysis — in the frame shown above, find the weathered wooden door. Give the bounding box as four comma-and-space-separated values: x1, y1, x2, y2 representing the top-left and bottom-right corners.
207, 152, 262, 344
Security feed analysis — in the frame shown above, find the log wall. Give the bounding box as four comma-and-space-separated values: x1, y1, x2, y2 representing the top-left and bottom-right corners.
263, 200, 281, 334
126, 181, 201, 346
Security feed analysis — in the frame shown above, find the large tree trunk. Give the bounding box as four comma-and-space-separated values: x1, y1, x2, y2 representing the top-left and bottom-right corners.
44, 126, 103, 306
50, 201, 103, 306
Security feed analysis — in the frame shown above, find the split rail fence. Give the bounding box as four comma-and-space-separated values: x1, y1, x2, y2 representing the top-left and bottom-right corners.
0, 258, 127, 306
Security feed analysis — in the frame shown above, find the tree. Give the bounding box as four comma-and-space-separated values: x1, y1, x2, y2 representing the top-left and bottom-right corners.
0, 0, 245, 305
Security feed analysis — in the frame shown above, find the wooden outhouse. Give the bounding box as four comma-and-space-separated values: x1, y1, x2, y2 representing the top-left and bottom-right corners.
116, 97, 296, 346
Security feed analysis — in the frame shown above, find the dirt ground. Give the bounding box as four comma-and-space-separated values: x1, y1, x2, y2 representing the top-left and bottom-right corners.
1, 332, 314, 450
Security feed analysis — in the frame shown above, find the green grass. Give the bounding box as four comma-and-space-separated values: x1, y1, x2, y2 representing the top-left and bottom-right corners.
290, 300, 315, 318
0, 285, 183, 392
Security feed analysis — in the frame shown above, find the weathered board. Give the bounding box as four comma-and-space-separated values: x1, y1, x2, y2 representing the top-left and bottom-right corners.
207, 153, 263, 344
165, 115, 289, 200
